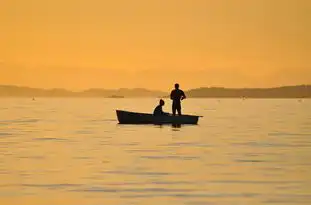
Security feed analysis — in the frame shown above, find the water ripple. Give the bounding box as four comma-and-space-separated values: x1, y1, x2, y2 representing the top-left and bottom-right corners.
32, 137, 69, 142
71, 187, 194, 193
120, 192, 259, 199
207, 180, 301, 184
103, 170, 185, 176
141, 155, 199, 160
269, 132, 311, 137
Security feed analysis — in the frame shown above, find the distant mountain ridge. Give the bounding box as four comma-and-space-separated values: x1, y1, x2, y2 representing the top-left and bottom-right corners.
0, 85, 310, 98
186, 85, 311, 98
0, 85, 166, 97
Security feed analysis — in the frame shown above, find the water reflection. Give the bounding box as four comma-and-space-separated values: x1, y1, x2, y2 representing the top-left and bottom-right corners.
1, 98, 310, 205
172, 124, 182, 128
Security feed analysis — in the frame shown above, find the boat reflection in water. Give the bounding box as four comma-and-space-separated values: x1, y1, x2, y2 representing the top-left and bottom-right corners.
172, 123, 182, 128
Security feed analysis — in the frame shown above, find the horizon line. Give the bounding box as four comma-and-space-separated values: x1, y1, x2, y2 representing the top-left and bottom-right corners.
1, 84, 310, 92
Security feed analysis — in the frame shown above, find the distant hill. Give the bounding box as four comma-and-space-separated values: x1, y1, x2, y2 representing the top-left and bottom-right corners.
0, 85, 166, 98
0, 85, 310, 98
81, 87, 165, 97
186, 85, 311, 98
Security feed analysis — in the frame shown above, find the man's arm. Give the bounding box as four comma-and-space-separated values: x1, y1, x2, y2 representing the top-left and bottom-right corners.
170, 91, 174, 100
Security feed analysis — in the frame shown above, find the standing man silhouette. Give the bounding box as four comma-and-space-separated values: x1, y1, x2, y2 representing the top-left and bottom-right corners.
170, 83, 186, 116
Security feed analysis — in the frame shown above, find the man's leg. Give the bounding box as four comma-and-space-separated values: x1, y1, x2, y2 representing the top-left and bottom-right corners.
172, 104, 176, 116
177, 104, 182, 116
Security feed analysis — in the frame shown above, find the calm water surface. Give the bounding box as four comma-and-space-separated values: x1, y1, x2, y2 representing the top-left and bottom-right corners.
1, 98, 310, 205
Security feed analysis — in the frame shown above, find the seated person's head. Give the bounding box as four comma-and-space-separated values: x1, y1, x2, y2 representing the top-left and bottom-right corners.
159, 99, 165, 106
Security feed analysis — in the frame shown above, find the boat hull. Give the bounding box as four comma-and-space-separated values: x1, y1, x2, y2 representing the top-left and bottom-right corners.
116, 110, 199, 125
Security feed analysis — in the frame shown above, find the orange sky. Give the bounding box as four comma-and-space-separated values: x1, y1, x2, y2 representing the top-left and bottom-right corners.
1, 0, 310, 90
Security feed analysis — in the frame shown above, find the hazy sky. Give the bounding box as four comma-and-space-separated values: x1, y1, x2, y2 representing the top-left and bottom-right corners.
1, 0, 310, 90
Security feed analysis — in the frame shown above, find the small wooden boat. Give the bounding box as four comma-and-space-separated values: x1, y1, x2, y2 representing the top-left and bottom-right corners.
116, 110, 200, 125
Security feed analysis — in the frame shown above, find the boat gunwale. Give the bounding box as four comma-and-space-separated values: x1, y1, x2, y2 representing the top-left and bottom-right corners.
116, 110, 202, 118
116, 110, 201, 125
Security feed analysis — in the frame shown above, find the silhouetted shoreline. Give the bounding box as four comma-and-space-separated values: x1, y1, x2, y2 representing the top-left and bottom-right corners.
0, 85, 310, 98
186, 85, 311, 98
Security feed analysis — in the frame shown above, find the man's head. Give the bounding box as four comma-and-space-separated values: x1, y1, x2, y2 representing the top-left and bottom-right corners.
159, 99, 165, 106
174, 83, 179, 89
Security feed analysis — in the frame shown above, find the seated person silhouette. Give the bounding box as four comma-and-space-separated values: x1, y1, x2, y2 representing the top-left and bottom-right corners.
153, 99, 169, 116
